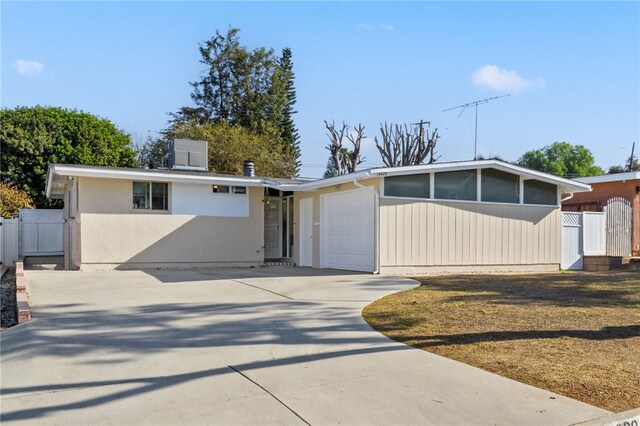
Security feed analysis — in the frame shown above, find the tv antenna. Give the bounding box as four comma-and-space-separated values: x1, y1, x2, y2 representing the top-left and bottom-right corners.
444, 94, 510, 160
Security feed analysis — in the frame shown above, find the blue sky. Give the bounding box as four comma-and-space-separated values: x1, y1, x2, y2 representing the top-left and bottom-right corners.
2, 1, 639, 177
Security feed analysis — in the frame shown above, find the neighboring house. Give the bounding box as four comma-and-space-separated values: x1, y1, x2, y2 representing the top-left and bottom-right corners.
563, 172, 640, 256
46, 158, 590, 273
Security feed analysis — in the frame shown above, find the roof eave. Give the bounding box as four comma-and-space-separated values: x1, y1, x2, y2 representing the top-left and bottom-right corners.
48, 165, 267, 187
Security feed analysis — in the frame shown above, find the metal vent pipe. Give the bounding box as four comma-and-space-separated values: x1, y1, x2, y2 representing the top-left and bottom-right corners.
243, 161, 255, 177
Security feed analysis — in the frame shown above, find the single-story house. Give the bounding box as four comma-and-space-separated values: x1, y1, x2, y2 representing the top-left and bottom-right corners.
46, 158, 591, 273
562, 171, 640, 256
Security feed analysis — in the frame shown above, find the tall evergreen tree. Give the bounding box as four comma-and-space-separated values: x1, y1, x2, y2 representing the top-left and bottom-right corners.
170, 28, 301, 177
278, 48, 301, 175
323, 156, 339, 179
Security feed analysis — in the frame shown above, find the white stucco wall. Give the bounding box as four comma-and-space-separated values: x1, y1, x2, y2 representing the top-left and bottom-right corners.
171, 182, 249, 217
76, 177, 264, 269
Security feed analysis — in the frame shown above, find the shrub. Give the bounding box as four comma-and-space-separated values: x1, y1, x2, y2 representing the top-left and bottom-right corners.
0, 183, 35, 218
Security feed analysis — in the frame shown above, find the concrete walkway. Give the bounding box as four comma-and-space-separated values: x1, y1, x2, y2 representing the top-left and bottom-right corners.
1, 268, 608, 425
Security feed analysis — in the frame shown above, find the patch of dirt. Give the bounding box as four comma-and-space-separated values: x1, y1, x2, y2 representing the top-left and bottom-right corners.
363, 271, 640, 412
618, 260, 640, 272
1, 268, 17, 330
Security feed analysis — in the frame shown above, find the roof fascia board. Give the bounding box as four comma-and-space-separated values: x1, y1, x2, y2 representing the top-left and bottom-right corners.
49, 165, 265, 187
292, 160, 590, 193
576, 172, 640, 184
293, 170, 372, 191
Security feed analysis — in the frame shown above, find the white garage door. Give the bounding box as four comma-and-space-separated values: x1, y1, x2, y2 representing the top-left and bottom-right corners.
320, 188, 375, 272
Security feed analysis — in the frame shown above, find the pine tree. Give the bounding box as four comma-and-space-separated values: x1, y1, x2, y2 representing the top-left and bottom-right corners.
323, 156, 338, 179
278, 48, 301, 175
170, 28, 302, 178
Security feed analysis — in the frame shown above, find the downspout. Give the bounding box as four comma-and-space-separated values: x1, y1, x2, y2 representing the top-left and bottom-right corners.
561, 192, 574, 203
353, 172, 380, 274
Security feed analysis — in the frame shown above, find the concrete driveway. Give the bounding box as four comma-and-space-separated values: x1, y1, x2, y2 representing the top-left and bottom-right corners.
1, 267, 608, 425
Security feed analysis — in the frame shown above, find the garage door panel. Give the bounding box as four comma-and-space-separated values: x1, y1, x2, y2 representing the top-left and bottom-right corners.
321, 189, 375, 272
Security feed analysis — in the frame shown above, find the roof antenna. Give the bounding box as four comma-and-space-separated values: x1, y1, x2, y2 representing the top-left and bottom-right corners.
444, 94, 510, 160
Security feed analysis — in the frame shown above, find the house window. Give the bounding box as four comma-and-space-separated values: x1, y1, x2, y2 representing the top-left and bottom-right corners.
434, 170, 477, 201
132, 182, 168, 210
212, 185, 247, 194
384, 174, 430, 198
212, 185, 230, 193
524, 180, 557, 205
481, 168, 519, 204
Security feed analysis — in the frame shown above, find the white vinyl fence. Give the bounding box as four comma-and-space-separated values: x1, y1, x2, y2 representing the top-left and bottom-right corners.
561, 211, 606, 270
1, 209, 64, 267
1, 218, 20, 267
20, 209, 64, 257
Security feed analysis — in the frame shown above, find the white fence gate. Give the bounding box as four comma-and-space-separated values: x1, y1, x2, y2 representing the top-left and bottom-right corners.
605, 197, 632, 256
1, 218, 20, 267
562, 211, 607, 270
19, 209, 64, 257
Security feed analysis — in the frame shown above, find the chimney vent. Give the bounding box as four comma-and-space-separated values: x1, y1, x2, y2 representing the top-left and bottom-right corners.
243, 161, 255, 177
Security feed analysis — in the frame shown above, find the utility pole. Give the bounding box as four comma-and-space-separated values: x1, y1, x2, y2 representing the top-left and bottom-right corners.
411, 119, 431, 142
626, 142, 636, 172
443, 94, 510, 160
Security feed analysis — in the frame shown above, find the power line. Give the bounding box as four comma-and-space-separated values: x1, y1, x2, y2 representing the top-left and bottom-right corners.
443, 94, 510, 160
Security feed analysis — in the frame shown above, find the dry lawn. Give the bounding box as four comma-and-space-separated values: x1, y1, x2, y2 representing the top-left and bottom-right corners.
363, 271, 640, 412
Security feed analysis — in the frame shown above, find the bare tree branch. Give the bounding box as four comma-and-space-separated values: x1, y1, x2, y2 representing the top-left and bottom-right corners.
345, 123, 365, 173
324, 120, 348, 175
374, 120, 441, 167
324, 120, 366, 175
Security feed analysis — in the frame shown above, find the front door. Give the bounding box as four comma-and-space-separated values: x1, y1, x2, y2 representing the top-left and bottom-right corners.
264, 198, 281, 258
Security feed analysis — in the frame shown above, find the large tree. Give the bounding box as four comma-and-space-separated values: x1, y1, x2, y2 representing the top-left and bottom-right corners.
168, 121, 296, 178
374, 121, 440, 167
137, 134, 169, 169
275, 48, 301, 174
324, 120, 365, 175
0, 106, 137, 207
516, 141, 603, 178
171, 28, 300, 176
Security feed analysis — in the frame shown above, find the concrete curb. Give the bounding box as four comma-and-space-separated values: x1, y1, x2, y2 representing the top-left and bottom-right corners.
15, 260, 32, 323
574, 408, 640, 426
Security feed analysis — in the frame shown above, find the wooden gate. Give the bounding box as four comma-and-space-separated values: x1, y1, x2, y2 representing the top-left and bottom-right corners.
605, 197, 632, 256
20, 209, 64, 257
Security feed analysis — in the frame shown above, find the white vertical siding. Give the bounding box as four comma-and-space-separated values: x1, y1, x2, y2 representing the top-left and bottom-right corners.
380, 199, 561, 267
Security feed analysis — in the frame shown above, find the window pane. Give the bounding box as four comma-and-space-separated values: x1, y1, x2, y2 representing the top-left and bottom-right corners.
524, 180, 557, 205
151, 183, 168, 210
384, 174, 430, 198
232, 186, 247, 195
212, 185, 230, 193
434, 170, 477, 201
481, 169, 519, 204
132, 182, 149, 209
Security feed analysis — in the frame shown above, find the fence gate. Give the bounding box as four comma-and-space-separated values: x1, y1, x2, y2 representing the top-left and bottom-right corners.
561, 211, 607, 270
20, 209, 64, 257
1, 218, 20, 267
562, 212, 583, 270
605, 197, 632, 256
